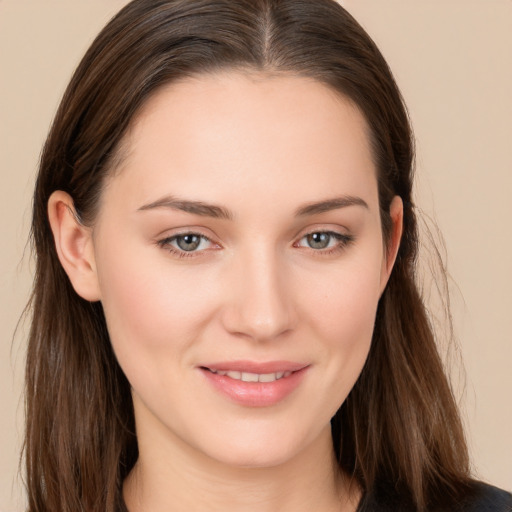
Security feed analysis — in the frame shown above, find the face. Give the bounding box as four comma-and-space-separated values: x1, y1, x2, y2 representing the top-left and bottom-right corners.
88, 72, 399, 469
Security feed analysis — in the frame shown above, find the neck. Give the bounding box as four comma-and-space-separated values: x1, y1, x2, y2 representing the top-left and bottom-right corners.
123, 423, 359, 512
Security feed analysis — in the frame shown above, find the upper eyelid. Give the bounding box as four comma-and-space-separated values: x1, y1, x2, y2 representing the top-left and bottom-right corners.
295, 226, 351, 241
299, 230, 349, 240
156, 224, 214, 237
165, 231, 211, 240
301, 227, 348, 236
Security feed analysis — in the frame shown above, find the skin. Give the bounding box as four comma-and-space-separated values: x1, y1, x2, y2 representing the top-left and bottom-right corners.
49, 72, 402, 512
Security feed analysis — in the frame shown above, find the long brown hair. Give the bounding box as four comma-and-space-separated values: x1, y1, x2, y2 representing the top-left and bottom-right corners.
25, 1, 471, 510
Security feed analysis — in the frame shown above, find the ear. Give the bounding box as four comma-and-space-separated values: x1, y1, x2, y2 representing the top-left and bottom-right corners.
47, 191, 101, 301
379, 195, 403, 294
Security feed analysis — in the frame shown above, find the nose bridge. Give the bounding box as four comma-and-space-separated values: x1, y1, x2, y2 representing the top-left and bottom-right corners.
222, 242, 296, 341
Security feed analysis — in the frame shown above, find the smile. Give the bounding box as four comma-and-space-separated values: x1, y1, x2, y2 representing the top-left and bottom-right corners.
200, 362, 309, 407
207, 369, 293, 382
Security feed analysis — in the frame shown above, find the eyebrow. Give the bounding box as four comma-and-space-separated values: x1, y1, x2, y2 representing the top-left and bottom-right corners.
137, 194, 368, 219
138, 196, 233, 220
294, 196, 369, 216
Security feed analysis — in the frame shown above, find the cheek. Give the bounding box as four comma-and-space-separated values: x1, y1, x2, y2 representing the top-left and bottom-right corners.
299, 253, 383, 401
304, 254, 383, 339
94, 242, 220, 371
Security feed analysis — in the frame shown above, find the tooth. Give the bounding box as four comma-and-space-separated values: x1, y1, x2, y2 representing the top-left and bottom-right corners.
217, 370, 292, 382
241, 372, 259, 382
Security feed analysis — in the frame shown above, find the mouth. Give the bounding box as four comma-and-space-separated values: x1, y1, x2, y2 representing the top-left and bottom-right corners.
198, 361, 309, 407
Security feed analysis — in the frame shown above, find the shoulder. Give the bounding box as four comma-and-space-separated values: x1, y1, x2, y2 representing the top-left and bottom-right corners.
357, 481, 512, 512
454, 481, 512, 512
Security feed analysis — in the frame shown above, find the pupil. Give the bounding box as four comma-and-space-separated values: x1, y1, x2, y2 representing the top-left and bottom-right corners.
308, 232, 330, 249
177, 234, 200, 251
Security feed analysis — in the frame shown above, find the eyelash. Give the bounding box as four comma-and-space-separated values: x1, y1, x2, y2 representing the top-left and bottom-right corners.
157, 230, 354, 259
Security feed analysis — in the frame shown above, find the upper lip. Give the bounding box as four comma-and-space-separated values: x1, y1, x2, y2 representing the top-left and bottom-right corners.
200, 360, 309, 374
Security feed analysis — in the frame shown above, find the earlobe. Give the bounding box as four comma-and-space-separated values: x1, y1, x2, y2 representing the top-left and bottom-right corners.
380, 195, 403, 293
47, 191, 101, 301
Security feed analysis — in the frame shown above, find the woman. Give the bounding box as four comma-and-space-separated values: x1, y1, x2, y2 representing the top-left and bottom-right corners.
25, 0, 511, 511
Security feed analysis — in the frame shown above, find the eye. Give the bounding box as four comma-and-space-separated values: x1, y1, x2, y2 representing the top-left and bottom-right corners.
157, 232, 216, 257
295, 231, 353, 253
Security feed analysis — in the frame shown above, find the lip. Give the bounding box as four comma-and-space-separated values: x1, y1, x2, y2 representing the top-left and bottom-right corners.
198, 360, 310, 407
202, 360, 308, 374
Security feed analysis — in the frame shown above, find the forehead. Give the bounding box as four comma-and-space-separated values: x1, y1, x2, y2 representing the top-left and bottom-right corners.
105, 71, 378, 214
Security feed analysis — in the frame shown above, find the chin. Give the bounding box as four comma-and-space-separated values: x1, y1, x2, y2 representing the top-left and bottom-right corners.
194, 419, 329, 471
207, 444, 298, 470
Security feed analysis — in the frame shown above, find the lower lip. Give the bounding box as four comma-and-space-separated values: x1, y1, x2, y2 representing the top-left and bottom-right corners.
200, 367, 309, 407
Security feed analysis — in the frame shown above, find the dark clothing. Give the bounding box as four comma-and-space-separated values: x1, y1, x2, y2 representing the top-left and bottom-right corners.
456, 482, 512, 512
357, 481, 512, 512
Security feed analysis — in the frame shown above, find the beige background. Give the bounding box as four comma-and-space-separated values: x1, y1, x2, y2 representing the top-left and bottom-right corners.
1, 1, 510, 510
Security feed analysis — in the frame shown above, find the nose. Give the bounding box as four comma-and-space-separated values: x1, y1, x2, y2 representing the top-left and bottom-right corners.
221, 247, 297, 342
